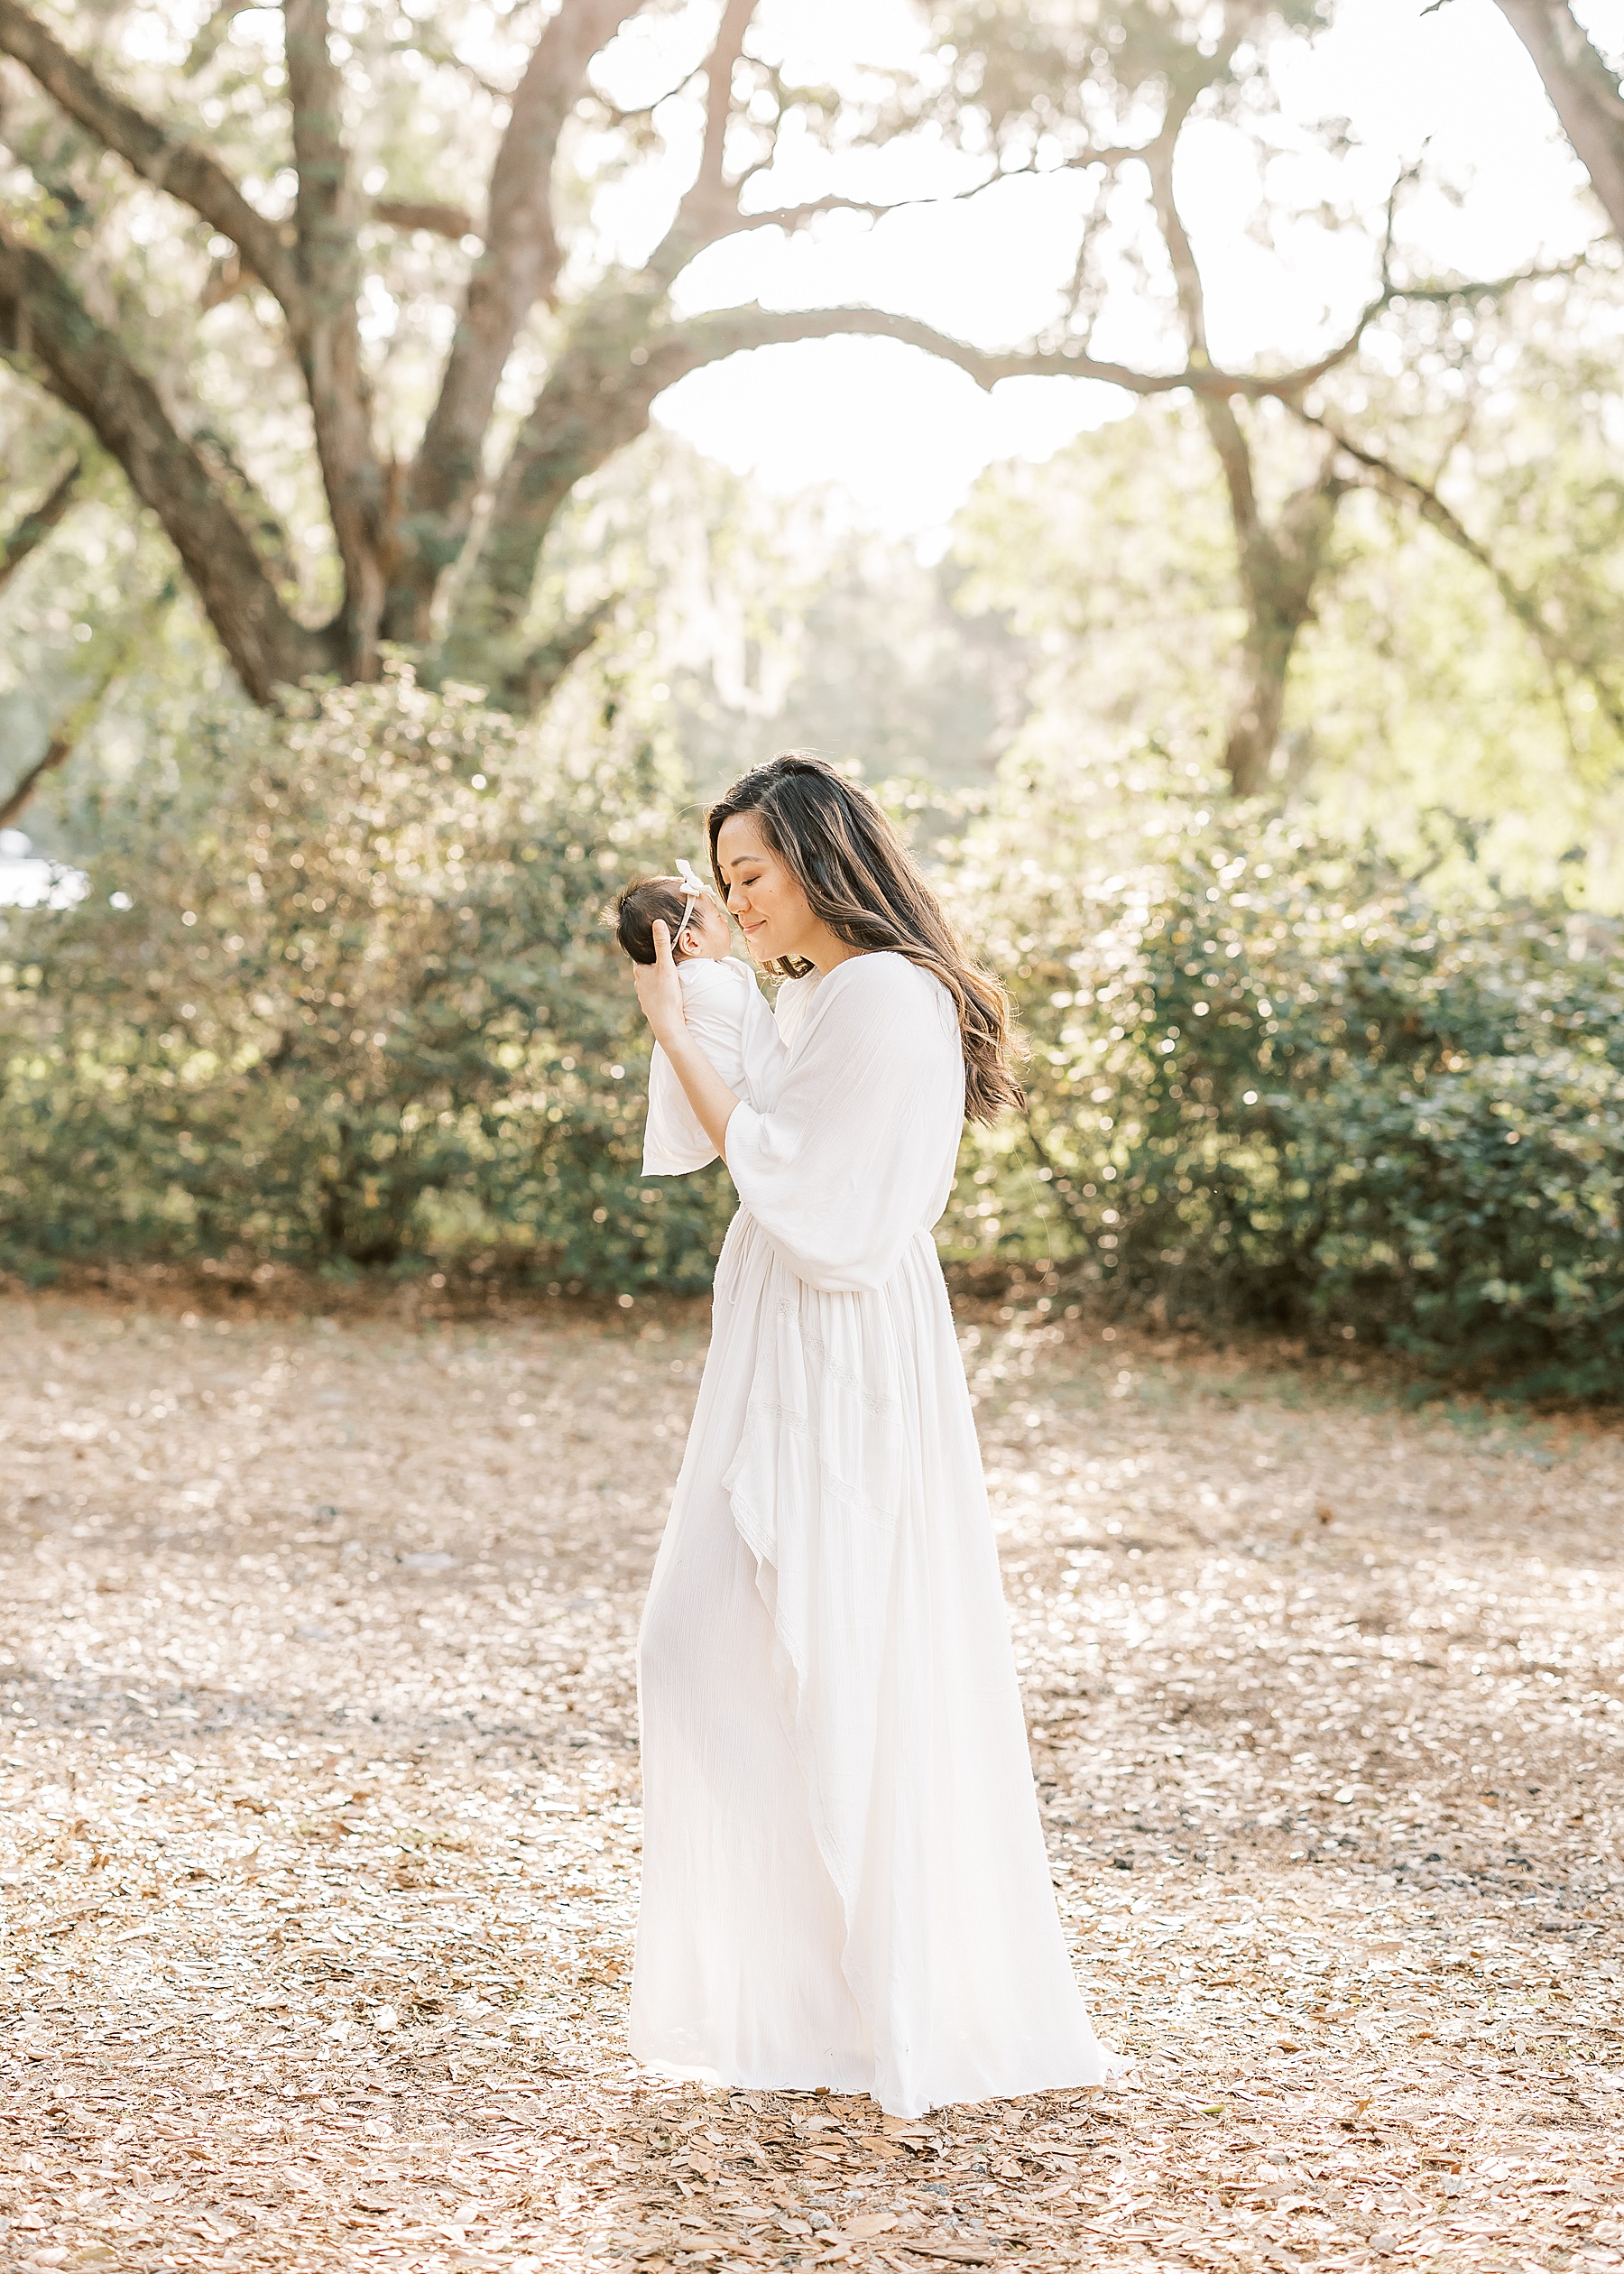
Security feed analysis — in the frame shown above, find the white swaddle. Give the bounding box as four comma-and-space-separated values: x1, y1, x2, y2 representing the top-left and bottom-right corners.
642, 957, 786, 1176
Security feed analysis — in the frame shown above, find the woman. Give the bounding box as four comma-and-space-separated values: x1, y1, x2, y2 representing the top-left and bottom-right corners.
629, 753, 1111, 2118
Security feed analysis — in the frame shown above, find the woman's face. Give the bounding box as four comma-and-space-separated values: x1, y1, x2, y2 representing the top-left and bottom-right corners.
715, 812, 820, 967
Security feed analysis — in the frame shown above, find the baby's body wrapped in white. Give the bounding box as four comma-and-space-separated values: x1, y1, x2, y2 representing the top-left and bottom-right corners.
641, 956, 786, 1176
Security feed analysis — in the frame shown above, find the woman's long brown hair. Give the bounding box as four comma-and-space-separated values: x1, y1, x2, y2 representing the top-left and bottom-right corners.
707, 752, 1024, 1124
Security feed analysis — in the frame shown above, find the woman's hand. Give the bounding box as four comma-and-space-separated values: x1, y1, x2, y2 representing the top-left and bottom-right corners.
633, 918, 687, 1045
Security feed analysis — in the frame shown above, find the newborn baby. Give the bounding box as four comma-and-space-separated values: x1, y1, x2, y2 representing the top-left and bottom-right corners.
614, 861, 786, 1175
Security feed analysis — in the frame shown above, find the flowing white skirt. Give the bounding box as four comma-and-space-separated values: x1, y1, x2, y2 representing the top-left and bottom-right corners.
630, 1210, 1112, 2117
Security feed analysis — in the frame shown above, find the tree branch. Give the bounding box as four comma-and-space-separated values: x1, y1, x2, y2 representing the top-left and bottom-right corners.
0, 450, 78, 594
690, 0, 757, 218
647, 0, 761, 283
1143, 62, 1260, 543
185, 4, 254, 78
372, 198, 475, 239
457, 285, 1328, 689
0, 222, 336, 701
286, 0, 354, 306
0, 730, 72, 830
200, 249, 254, 312
727, 146, 1144, 243
384, 22, 508, 103
1296, 401, 1624, 741
191, 424, 300, 593
1493, 0, 1624, 242
284, 0, 385, 675
395, 0, 646, 641
0, 0, 301, 314
202, 196, 481, 310
582, 69, 701, 131
659, 299, 1302, 401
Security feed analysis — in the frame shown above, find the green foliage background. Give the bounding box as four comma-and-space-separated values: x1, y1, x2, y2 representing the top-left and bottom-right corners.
5, 240, 1624, 1398
0, 668, 734, 1292
939, 753, 1624, 1397
3, 670, 1619, 1395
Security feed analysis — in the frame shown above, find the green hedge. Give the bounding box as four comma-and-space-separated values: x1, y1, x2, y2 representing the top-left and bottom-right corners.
5, 702, 1619, 1391
0, 670, 734, 1289
941, 762, 1624, 1395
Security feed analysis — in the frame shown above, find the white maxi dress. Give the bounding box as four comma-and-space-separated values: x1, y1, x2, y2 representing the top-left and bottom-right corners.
631, 951, 1112, 2117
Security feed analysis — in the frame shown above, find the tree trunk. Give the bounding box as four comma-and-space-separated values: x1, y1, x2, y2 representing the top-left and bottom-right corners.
1222, 475, 1344, 796
1223, 632, 1293, 798
384, 0, 637, 648
1494, 0, 1624, 243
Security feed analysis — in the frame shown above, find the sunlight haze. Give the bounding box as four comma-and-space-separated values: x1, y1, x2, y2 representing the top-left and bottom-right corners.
633, 0, 1617, 538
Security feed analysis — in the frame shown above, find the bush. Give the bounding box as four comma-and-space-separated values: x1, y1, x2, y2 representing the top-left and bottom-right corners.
941, 754, 1624, 1394
0, 669, 734, 1289
7, 698, 1621, 1393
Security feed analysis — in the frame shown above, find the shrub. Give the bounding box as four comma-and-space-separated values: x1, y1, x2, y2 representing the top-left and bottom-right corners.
7, 699, 1622, 1394
941, 755, 1624, 1393
0, 669, 734, 1289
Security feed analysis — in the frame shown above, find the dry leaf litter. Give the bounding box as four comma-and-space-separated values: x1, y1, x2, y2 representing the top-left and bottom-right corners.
1, 1288, 1620, 2274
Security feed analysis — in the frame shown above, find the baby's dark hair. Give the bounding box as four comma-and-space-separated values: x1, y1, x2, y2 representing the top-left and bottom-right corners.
613, 875, 695, 966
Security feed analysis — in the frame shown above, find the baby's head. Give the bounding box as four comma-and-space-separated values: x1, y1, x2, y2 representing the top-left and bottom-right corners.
613, 872, 730, 965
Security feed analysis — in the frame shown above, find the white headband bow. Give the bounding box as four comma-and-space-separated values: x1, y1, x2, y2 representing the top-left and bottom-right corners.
671, 858, 706, 941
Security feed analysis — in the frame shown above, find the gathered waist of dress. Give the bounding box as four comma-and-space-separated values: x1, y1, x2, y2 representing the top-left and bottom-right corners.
716, 1207, 942, 1302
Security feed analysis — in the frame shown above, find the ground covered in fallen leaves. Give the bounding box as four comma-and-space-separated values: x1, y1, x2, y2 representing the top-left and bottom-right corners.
1, 1287, 1621, 2274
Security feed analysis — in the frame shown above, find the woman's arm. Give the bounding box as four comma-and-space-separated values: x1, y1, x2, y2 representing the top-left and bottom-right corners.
721, 954, 962, 1292
633, 920, 742, 1160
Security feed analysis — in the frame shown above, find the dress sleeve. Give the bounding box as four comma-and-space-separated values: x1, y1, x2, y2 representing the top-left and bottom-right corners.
641, 1045, 715, 1176
723, 954, 964, 1291
641, 965, 749, 1177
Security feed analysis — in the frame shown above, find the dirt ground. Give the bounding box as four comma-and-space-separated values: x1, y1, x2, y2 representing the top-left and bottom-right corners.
1, 1288, 1621, 2274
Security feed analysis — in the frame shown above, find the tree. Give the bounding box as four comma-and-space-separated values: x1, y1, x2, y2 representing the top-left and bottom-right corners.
917, 0, 1593, 794
0, 0, 1418, 725
1492, 0, 1624, 245
957, 342, 1624, 901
